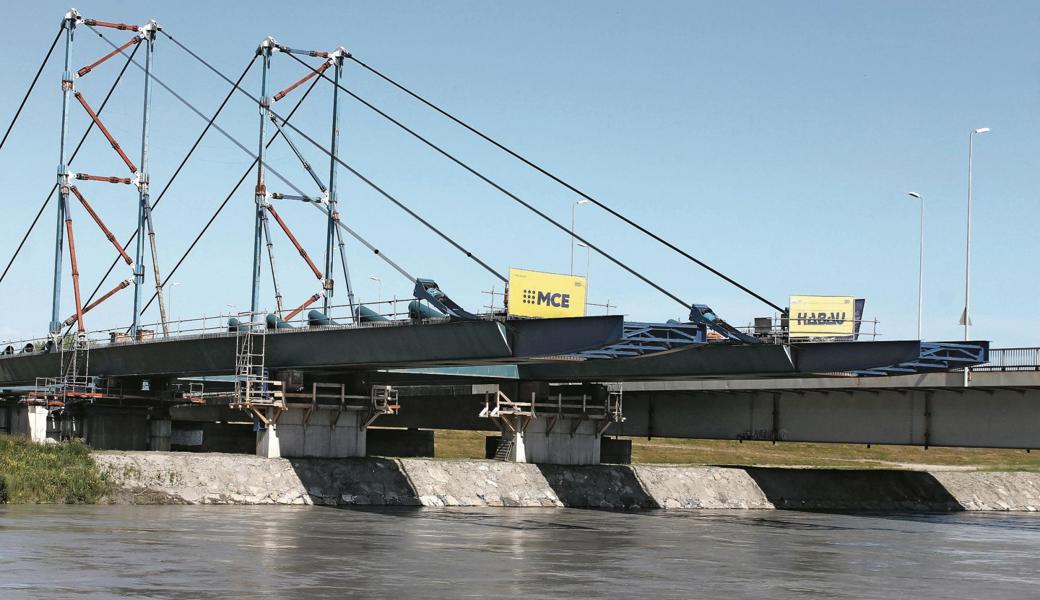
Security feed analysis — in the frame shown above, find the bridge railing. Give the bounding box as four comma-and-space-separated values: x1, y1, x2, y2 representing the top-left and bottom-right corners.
0, 297, 496, 353
972, 347, 1040, 372
736, 317, 883, 343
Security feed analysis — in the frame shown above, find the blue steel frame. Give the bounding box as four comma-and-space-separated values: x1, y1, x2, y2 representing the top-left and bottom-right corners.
51, 13, 165, 337
50, 11, 78, 334
853, 341, 990, 376
576, 321, 707, 359
131, 22, 157, 336
255, 44, 357, 322
250, 38, 275, 318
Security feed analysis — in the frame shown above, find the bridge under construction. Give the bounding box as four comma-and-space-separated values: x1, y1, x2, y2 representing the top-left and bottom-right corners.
1, 10, 1029, 465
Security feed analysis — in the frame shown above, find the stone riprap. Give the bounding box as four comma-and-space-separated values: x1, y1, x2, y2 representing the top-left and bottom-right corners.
93, 452, 1040, 511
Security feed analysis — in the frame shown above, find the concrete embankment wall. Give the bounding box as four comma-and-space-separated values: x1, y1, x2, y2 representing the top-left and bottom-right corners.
94, 452, 1040, 511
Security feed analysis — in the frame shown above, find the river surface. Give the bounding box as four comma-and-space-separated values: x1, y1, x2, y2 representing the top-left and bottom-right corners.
0, 506, 1038, 599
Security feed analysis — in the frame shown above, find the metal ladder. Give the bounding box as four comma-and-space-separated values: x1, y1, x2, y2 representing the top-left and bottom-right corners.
233, 326, 277, 406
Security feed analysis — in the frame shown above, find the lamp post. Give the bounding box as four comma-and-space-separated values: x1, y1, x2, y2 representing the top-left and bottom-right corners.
962, 127, 989, 386
577, 242, 591, 313
369, 276, 382, 308
963, 128, 989, 342
907, 193, 924, 340
570, 199, 590, 275
168, 282, 182, 324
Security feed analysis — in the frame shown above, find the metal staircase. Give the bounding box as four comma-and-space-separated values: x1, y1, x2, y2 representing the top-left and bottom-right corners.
492, 437, 514, 461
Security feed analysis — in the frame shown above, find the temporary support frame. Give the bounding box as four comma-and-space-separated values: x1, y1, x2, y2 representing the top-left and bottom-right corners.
250, 37, 276, 318
249, 41, 356, 324
49, 12, 169, 337
50, 10, 78, 334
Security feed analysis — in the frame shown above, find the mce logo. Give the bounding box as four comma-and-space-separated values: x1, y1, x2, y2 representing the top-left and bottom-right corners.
522, 288, 571, 308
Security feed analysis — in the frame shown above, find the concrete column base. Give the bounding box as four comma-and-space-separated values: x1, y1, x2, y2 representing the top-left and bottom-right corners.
256, 407, 282, 458
507, 417, 602, 465
149, 418, 172, 451
256, 407, 367, 458
26, 405, 49, 444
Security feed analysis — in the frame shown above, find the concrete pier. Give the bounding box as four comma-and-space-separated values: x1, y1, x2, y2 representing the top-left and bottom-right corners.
482, 383, 622, 465
256, 407, 282, 458
149, 418, 172, 451
20, 405, 50, 443
503, 418, 603, 465
255, 385, 399, 458
262, 407, 367, 458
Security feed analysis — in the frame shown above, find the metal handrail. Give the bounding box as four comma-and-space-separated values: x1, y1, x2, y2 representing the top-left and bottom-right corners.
973, 347, 1040, 372
0, 297, 498, 355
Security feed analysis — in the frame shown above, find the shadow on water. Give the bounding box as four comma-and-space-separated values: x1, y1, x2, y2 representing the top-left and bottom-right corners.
735, 466, 965, 512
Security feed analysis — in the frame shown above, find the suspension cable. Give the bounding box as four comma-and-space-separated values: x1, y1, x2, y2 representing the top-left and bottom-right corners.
0, 26, 63, 155
161, 30, 507, 285
0, 41, 140, 287
348, 55, 784, 314
277, 50, 688, 308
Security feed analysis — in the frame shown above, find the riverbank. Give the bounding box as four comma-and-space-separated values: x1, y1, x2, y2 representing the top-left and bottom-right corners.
0, 436, 109, 503
95, 451, 1040, 511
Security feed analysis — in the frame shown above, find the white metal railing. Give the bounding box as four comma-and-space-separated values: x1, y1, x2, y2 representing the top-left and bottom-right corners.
0, 297, 499, 358
973, 347, 1040, 372
736, 315, 882, 343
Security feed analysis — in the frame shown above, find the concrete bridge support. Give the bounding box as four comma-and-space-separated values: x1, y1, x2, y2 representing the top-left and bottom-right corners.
500, 417, 604, 465
254, 384, 399, 458
482, 383, 623, 465
17, 405, 50, 443
3, 403, 51, 443
149, 416, 172, 451
258, 407, 367, 458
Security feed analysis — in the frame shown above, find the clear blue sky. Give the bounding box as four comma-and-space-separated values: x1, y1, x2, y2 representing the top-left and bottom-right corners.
0, 1, 1037, 346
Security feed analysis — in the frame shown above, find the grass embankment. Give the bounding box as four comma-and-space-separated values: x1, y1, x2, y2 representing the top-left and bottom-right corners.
434, 429, 1040, 471
0, 435, 109, 503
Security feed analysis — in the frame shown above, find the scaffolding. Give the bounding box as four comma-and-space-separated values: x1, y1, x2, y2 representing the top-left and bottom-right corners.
229, 324, 284, 415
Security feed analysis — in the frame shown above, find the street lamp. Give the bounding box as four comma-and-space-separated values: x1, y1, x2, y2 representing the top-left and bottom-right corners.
570, 199, 591, 275
168, 282, 182, 323
576, 242, 591, 313
907, 193, 924, 340
369, 276, 382, 307
962, 127, 989, 342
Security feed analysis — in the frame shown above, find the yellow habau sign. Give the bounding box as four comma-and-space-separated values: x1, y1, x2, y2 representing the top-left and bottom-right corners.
507, 268, 587, 318
789, 295, 855, 338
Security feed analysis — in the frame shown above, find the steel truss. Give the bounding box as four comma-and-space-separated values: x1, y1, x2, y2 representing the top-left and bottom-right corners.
250, 39, 356, 326
49, 10, 169, 339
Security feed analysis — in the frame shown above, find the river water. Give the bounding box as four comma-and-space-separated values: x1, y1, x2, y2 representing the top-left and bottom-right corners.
0, 506, 1038, 599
